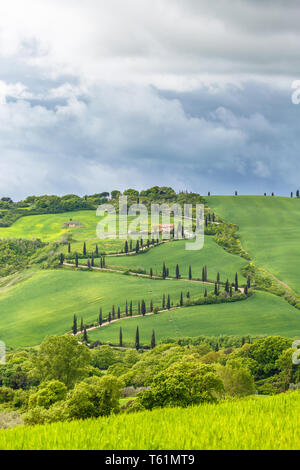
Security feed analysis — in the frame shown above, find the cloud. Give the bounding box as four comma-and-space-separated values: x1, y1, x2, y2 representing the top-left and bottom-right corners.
0, 1, 299, 198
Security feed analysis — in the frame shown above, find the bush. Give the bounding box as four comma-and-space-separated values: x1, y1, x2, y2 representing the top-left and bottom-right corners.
65, 375, 123, 420
28, 380, 67, 410
139, 358, 224, 409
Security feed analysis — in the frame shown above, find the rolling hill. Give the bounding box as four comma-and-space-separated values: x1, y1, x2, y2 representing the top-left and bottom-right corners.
87, 290, 300, 345
0, 269, 211, 348
207, 196, 300, 293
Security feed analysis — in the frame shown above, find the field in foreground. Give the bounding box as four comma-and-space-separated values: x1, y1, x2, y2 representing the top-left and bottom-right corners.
88, 290, 300, 344
1, 392, 300, 450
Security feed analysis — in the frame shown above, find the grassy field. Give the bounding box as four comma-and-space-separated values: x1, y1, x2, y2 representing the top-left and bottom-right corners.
1, 392, 300, 450
208, 196, 300, 293
88, 290, 300, 345
104, 237, 246, 283
0, 210, 127, 253
0, 269, 211, 348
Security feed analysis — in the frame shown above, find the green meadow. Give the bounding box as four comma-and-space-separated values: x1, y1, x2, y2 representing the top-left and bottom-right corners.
1, 392, 300, 450
208, 196, 300, 293
0, 269, 211, 348
104, 237, 246, 283
88, 290, 300, 345
0, 211, 126, 253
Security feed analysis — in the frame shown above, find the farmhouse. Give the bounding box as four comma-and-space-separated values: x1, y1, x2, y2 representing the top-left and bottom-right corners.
63, 220, 84, 228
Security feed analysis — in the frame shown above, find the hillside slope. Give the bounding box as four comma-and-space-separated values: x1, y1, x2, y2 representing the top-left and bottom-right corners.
208, 196, 300, 293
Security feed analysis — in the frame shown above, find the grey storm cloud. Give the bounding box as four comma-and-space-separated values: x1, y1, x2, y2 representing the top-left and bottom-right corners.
0, 0, 299, 199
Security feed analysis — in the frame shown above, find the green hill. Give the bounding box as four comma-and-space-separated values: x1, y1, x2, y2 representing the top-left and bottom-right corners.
88, 290, 300, 345
1, 392, 299, 450
208, 196, 300, 293
0, 210, 125, 253
0, 269, 211, 348
105, 237, 246, 283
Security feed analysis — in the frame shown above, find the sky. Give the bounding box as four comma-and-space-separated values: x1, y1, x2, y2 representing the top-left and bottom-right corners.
0, 0, 300, 200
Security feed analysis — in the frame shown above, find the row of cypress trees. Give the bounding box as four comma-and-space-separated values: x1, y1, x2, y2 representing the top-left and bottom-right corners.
73, 314, 156, 350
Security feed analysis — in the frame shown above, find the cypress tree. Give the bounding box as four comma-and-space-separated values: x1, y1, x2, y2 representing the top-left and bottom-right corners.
80, 317, 84, 332
91, 254, 94, 267
102, 256, 106, 268
99, 309, 102, 326
247, 276, 251, 288
217, 272, 220, 284
204, 289, 208, 298
108, 312, 112, 323
135, 327, 140, 351
75, 253, 79, 268
112, 305, 115, 319
176, 264, 180, 279
83, 326, 88, 343
95, 244, 99, 256
138, 301, 141, 315
151, 330, 156, 349
141, 299, 146, 316
291, 192, 294, 198
167, 295, 171, 309
202, 267, 205, 282
162, 294, 166, 309
136, 240, 140, 253
87, 258, 91, 269
180, 292, 184, 307
60, 253, 64, 265
150, 299, 153, 312
83, 242, 87, 256
214, 283, 218, 296
119, 327, 123, 347
189, 265, 192, 280
162, 262, 167, 279
297, 190, 300, 198
141, 238, 143, 248
150, 267, 153, 278
244, 285, 248, 295
225, 279, 229, 293
72, 315, 77, 335
235, 273, 239, 291
186, 291, 190, 299
125, 241, 128, 253
118, 307, 121, 319
130, 301, 133, 316
125, 301, 128, 316
68, 243, 71, 254
229, 286, 233, 297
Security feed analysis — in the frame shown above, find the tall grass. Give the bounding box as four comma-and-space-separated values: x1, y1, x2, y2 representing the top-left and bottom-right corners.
0, 392, 300, 450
